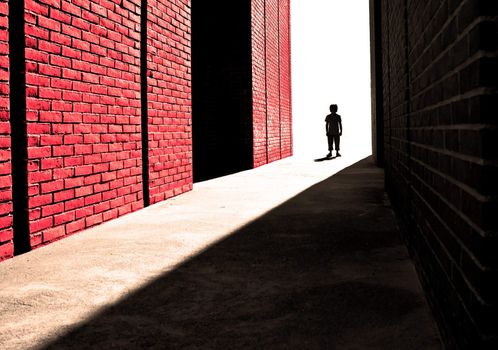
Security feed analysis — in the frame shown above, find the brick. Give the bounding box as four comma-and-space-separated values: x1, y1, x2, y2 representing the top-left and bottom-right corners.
0, 0, 284, 293
375, 0, 498, 348
0, 228, 13, 244
54, 189, 74, 202
30, 216, 53, 233
41, 202, 64, 217
85, 213, 103, 227
54, 211, 75, 225
0, 242, 13, 260
38, 16, 61, 32
42, 226, 65, 242
41, 179, 64, 193
66, 218, 85, 233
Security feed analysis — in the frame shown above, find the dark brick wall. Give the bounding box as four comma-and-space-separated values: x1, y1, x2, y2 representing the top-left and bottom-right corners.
372, 0, 498, 348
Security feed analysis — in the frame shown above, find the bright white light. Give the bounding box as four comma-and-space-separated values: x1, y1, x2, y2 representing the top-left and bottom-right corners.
291, 0, 372, 159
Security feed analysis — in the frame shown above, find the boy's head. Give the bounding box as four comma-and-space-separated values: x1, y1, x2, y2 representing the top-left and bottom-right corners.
329, 104, 338, 113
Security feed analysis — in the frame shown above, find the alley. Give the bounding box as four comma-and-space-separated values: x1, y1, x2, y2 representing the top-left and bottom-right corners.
0, 154, 441, 349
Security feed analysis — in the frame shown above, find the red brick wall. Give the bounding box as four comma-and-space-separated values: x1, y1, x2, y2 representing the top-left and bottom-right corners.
1, 0, 291, 260
24, 0, 143, 248
0, 0, 12, 260
265, 0, 280, 163
251, 0, 267, 167
251, 0, 292, 167
279, 0, 292, 158
147, 0, 192, 204
373, 0, 498, 347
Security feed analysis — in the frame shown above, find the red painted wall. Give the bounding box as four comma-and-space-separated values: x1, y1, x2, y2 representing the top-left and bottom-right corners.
251, 0, 267, 168
251, 0, 292, 167
147, 0, 192, 204
1, 0, 291, 260
279, 0, 292, 158
0, 0, 12, 260
25, 0, 143, 247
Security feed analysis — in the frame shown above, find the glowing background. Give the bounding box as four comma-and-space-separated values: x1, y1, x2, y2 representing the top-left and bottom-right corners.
291, 0, 372, 159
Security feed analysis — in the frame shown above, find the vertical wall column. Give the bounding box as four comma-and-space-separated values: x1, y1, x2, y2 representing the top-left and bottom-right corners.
10, 0, 30, 257
147, 0, 192, 201
369, 0, 384, 166
140, 0, 149, 207
265, 0, 280, 163
279, 0, 292, 158
251, 0, 268, 167
251, 0, 292, 168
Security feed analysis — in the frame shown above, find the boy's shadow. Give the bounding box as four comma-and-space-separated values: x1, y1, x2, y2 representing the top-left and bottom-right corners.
314, 156, 336, 162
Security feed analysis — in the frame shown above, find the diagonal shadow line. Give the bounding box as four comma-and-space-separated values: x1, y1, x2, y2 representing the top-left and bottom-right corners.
39, 157, 441, 350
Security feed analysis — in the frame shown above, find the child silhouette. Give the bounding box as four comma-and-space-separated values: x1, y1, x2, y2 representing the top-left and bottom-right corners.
325, 104, 342, 158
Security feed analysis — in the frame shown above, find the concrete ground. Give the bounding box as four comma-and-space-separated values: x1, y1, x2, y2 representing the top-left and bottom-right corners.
0, 153, 442, 350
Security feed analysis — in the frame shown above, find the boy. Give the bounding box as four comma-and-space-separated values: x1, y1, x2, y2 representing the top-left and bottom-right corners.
325, 104, 342, 158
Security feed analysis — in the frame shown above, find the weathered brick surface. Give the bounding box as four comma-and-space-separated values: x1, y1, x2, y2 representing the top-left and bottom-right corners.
147, 0, 192, 204
374, 0, 498, 347
0, 0, 12, 260
252, 0, 292, 167
24, 0, 143, 247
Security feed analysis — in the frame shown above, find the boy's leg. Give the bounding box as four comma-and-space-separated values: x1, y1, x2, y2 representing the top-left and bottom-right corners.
327, 136, 333, 157
334, 136, 341, 156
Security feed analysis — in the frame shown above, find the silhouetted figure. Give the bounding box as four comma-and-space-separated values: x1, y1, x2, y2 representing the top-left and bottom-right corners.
325, 104, 342, 158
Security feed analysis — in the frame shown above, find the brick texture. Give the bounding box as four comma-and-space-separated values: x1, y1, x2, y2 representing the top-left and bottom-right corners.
252, 0, 292, 167
147, 0, 192, 204
0, 0, 12, 260
279, 0, 292, 158
1, 0, 291, 260
373, 0, 498, 348
24, 0, 143, 247
251, 0, 267, 167
265, 0, 280, 163
192, 0, 291, 179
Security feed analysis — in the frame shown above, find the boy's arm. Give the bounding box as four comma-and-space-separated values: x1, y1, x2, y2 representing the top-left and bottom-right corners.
339, 120, 342, 135
325, 120, 330, 135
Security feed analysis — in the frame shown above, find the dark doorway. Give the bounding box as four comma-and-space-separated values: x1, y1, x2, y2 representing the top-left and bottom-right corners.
191, 0, 254, 182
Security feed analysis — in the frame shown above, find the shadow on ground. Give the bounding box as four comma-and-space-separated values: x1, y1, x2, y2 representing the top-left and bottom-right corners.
40, 157, 441, 350
314, 156, 336, 162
